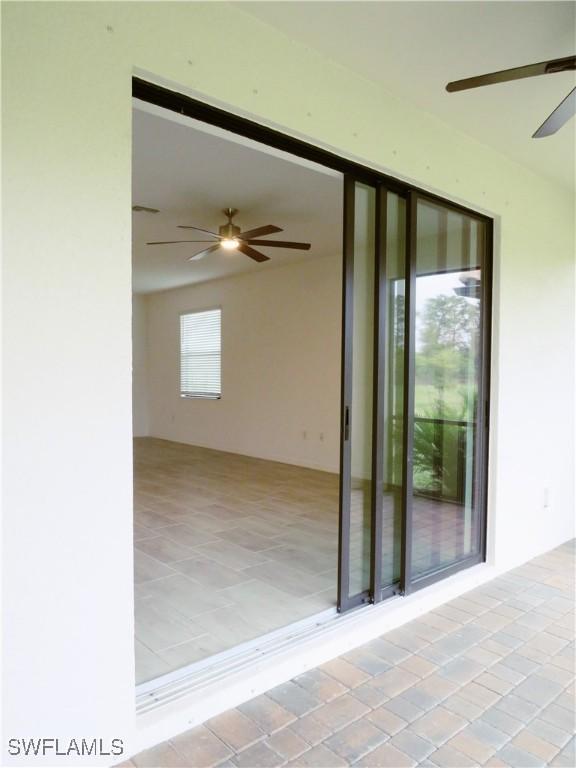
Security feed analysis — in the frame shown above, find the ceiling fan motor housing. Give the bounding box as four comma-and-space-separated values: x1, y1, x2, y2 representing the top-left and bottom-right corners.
219, 222, 241, 238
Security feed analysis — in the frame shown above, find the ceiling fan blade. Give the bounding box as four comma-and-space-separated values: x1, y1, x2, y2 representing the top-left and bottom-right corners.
147, 240, 216, 245
239, 224, 283, 239
177, 225, 221, 237
237, 243, 270, 262
246, 239, 311, 250
188, 245, 220, 261
446, 55, 576, 92
533, 87, 576, 138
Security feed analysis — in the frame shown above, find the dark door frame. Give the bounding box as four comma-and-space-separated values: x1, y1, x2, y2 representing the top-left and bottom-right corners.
132, 77, 493, 612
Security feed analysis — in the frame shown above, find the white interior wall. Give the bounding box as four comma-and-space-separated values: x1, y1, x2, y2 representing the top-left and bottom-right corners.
145, 253, 341, 473
132, 293, 150, 437
2, 2, 574, 764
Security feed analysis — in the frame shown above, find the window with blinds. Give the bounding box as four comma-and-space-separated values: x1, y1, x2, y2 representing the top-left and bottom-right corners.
180, 309, 221, 399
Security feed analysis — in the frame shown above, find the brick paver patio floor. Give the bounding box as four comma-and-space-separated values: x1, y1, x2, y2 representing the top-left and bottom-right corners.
125, 541, 575, 767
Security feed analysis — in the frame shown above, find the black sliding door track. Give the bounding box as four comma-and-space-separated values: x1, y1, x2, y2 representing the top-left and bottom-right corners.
132, 78, 491, 225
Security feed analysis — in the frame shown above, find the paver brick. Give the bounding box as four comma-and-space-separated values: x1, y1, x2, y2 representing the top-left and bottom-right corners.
427, 744, 478, 767
356, 742, 417, 767
132, 743, 188, 767
446, 729, 497, 764
324, 719, 388, 762
232, 741, 281, 768
513, 674, 564, 706
171, 725, 232, 767
512, 730, 561, 763
390, 729, 435, 760
288, 743, 346, 767
311, 693, 370, 732
239, 695, 296, 734
207, 709, 264, 751
288, 713, 332, 746
320, 657, 370, 688
370, 667, 420, 697
264, 728, 309, 762
266, 681, 321, 717
496, 744, 545, 767
410, 706, 467, 745
366, 706, 407, 736
293, 668, 348, 702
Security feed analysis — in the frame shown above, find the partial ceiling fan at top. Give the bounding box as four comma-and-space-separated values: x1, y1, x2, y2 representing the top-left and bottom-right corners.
446, 55, 576, 138
147, 207, 311, 263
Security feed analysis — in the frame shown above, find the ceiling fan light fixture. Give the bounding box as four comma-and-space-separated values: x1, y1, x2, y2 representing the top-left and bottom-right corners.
221, 237, 240, 250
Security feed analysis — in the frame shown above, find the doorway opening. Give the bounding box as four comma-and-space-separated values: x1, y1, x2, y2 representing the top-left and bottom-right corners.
132, 79, 492, 693
132, 102, 343, 685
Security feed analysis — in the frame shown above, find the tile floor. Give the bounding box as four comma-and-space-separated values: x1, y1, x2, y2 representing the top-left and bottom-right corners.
134, 438, 339, 683
125, 539, 574, 766
134, 438, 484, 684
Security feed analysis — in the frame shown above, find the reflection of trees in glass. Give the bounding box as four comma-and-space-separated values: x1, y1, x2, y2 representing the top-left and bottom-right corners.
414, 294, 479, 500
420, 295, 478, 353
417, 295, 479, 412
393, 294, 405, 352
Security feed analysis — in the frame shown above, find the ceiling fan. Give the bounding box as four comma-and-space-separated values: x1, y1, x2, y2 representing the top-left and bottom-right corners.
147, 208, 311, 262
446, 55, 576, 138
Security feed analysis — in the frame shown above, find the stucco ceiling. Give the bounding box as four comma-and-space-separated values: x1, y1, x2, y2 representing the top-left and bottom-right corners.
132, 106, 342, 294
240, 1, 575, 190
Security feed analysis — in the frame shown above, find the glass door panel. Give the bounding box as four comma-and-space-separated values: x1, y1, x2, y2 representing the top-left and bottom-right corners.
410, 198, 486, 581
339, 182, 490, 608
338, 179, 375, 609
381, 191, 405, 589
349, 183, 376, 596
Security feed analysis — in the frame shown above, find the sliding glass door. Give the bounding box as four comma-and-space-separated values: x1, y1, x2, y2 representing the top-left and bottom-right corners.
339, 182, 490, 611
405, 194, 490, 589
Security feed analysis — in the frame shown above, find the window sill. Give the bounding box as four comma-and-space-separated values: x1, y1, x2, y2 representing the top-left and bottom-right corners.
180, 393, 221, 400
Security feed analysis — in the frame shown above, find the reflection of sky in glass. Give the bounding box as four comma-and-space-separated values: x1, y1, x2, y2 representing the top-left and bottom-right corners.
415, 271, 479, 351
416, 272, 474, 311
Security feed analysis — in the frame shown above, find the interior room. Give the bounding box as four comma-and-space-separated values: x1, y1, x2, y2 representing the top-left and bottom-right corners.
132, 105, 344, 684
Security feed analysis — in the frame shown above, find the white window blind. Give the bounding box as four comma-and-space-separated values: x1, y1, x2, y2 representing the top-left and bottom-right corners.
180, 309, 221, 399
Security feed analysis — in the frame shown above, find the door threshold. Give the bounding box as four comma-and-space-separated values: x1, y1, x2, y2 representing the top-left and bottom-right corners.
136, 606, 338, 709
131, 561, 496, 759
